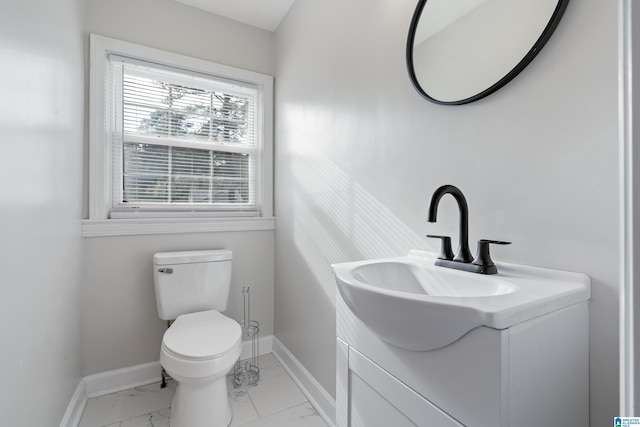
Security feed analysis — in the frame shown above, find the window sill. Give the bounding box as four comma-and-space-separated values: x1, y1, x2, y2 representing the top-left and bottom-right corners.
82, 217, 275, 237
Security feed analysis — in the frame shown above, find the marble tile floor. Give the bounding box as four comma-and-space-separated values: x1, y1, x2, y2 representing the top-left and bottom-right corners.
78, 353, 329, 427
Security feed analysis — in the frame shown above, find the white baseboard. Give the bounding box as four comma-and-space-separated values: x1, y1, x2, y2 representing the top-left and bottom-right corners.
84, 361, 163, 398
82, 334, 273, 398
61, 335, 340, 427
60, 335, 275, 427
272, 337, 336, 427
59, 380, 87, 427
241, 334, 274, 360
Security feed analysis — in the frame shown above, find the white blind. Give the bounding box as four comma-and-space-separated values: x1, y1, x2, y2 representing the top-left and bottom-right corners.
107, 55, 260, 216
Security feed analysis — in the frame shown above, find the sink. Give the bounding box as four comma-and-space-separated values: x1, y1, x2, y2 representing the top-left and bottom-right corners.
332, 250, 590, 351
351, 261, 516, 297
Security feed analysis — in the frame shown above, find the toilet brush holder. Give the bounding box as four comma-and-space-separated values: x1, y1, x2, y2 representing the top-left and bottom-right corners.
234, 286, 260, 386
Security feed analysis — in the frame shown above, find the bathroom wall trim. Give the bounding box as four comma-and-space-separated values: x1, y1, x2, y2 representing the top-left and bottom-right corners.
82, 217, 275, 237
84, 361, 163, 398
272, 337, 336, 427
620, 0, 640, 415
240, 334, 274, 361
59, 341, 336, 427
60, 336, 274, 427
58, 380, 87, 427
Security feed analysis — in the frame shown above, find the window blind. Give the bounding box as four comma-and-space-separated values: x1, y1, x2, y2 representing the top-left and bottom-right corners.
107, 55, 260, 216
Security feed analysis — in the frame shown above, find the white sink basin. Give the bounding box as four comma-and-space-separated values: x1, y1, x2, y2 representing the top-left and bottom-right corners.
332, 250, 590, 351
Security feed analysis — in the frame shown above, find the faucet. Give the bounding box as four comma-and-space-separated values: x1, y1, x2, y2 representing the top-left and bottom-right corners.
427, 184, 510, 274
427, 184, 474, 263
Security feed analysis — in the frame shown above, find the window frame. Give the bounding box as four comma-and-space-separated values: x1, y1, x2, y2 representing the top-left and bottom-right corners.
87, 34, 274, 235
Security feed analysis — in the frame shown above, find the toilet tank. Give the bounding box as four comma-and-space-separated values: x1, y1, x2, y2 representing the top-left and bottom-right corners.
153, 249, 232, 320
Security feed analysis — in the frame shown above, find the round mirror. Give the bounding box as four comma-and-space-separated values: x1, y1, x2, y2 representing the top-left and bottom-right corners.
407, 0, 569, 105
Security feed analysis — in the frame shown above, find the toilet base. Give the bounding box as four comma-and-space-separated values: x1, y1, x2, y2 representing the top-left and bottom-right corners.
170, 375, 232, 427
158, 310, 241, 427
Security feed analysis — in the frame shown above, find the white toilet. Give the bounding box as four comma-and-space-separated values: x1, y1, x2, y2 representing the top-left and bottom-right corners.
153, 249, 241, 427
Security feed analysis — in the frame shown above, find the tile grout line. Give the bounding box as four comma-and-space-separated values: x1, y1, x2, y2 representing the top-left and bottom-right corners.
237, 358, 289, 421
243, 370, 311, 421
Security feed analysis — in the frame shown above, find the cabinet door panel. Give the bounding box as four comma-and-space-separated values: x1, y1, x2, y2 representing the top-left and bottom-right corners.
350, 372, 417, 427
347, 347, 463, 427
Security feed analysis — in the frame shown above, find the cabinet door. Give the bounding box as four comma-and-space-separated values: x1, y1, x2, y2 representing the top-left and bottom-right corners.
349, 372, 418, 427
345, 346, 463, 427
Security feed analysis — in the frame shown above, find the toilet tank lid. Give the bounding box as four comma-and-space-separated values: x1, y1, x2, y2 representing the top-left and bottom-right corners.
154, 249, 232, 265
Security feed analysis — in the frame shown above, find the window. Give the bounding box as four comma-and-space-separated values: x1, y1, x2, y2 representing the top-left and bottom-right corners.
112, 57, 259, 216
88, 35, 273, 229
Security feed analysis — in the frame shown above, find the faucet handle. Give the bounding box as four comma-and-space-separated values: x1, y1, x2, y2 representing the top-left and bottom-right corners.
427, 235, 455, 260
473, 239, 512, 273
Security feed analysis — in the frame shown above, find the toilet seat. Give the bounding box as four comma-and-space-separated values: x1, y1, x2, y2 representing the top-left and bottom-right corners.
162, 310, 241, 361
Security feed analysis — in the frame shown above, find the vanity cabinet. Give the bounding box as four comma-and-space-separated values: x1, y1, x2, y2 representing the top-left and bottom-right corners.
336, 297, 589, 427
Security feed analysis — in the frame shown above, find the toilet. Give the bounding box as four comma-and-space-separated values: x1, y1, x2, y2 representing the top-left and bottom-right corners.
153, 249, 241, 427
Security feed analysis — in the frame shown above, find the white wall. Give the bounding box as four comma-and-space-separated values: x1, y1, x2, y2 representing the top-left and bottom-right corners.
85, 0, 275, 80
274, 0, 619, 425
82, 0, 276, 376
0, 0, 85, 425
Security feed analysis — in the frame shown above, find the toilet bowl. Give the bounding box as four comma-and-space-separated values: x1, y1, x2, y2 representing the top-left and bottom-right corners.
160, 310, 242, 427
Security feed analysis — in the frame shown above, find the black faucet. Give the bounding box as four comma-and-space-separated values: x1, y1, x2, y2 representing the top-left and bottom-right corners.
427, 185, 511, 274
427, 185, 473, 263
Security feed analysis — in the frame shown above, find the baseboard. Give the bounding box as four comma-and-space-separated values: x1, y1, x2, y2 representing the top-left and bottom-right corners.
61, 335, 278, 426
241, 334, 274, 360
59, 380, 87, 427
78, 334, 274, 398
272, 337, 336, 427
84, 360, 163, 398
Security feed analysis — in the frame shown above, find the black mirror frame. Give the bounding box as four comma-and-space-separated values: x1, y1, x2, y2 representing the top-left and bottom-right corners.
406, 0, 571, 105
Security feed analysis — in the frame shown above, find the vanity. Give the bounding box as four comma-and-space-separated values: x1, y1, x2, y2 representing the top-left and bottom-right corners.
333, 250, 590, 427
